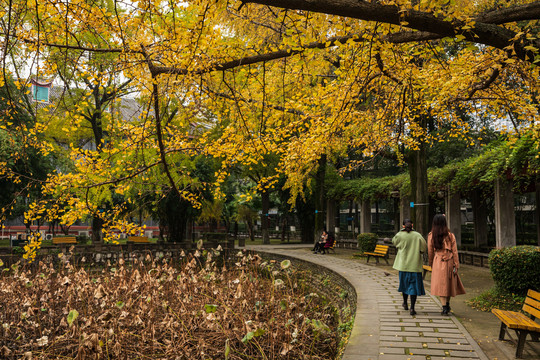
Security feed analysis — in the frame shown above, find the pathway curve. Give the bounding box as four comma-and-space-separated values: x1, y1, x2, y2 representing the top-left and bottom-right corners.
246, 245, 488, 360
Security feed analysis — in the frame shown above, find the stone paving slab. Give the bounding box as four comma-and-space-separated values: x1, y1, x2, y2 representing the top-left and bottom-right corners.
250, 245, 489, 360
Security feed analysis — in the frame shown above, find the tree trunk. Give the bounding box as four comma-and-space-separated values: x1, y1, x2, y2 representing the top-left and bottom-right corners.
314, 155, 327, 241
326, 198, 336, 233
60, 224, 70, 235
535, 180, 540, 246
247, 219, 255, 241
92, 214, 104, 244
296, 193, 315, 243
408, 129, 429, 237
261, 190, 270, 244
280, 216, 288, 243
393, 197, 400, 233
159, 223, 166, 242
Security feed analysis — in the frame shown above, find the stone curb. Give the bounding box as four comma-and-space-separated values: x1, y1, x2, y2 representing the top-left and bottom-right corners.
248, 246, 489, 360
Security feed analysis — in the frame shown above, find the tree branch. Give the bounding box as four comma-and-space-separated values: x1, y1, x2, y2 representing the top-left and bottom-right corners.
242, 0, 540, 63
467, 67, 501, 100
204, 87, 305, 116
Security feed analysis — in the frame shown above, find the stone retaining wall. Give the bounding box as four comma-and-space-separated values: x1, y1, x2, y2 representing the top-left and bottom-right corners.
253, 251, 356, 358
0, 240, 233, 267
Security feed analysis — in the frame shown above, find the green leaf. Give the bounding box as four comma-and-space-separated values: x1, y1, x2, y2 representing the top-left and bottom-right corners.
253, 328, 266, 337
0, 259, 3, 267
67, 309, 79, 327
204, 304, 218, 313
279, 299, 288, 310
225, 339, 230, 360
241, 331, 254, 344
116, 301, 124, 309
280, 260, 291, 269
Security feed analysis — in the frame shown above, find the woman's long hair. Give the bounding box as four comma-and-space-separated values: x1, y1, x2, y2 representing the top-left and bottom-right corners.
431, 214, 449, 250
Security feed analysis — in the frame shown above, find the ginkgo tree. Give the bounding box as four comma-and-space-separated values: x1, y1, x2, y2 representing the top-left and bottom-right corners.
1, 0, 539, 256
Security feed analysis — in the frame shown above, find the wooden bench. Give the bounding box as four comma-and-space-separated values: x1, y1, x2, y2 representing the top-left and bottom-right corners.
422, 265, 432, 279
364, 244, 389, 264
323, 239, 336, 254
52, 236, 78, 245
127, 236, 150, 243
492, 289, 540, 358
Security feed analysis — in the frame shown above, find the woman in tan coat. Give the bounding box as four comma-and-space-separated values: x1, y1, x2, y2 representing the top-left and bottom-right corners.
428, 214, 466, 315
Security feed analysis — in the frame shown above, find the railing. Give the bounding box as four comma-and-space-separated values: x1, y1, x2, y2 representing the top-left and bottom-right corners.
458, 250, 489, 268
333, 237, 490, 268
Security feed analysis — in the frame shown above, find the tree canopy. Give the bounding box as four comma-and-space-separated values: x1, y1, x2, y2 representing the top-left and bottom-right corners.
0, 0, 539, 253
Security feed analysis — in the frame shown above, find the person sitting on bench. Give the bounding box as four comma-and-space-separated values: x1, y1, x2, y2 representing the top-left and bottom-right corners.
320, 232, 335, 254
312, 230, 328, 253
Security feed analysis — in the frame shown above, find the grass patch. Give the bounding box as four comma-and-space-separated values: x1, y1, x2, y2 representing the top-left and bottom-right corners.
467, 287, 525, 312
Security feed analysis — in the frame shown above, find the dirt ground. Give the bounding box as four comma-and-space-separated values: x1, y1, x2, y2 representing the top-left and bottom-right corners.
330, 248, 540, 360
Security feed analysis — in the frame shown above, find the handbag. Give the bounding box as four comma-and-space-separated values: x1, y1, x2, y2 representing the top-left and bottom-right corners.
451, 267, 466, 296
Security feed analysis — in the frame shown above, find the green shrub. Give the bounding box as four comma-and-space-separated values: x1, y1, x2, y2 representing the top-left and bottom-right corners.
12, 246, 24, 255
489, 245, 540, 296
357, 233, 378, 253
76, 235, 90, 244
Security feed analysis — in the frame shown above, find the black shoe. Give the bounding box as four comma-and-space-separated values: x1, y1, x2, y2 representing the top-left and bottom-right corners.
410, 309, 417, 316
402, 302, 409, 310
441, 304, 450, 315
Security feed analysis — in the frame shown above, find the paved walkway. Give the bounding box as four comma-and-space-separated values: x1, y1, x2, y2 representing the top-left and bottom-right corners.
246, 244, 488, 360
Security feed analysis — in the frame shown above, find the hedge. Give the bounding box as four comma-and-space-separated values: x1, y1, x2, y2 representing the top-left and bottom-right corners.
488, 246, 540, 296
357, 233, 378, 253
